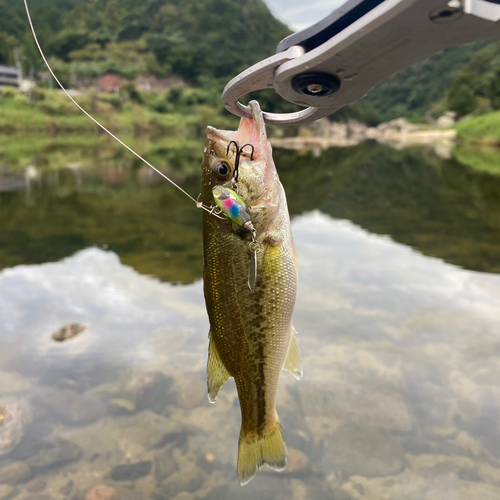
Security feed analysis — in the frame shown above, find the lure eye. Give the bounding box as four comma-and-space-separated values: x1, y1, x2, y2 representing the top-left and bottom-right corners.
212, 161, 232, 181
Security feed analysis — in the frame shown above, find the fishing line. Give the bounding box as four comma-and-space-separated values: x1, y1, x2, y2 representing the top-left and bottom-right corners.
23, 0, 217, 215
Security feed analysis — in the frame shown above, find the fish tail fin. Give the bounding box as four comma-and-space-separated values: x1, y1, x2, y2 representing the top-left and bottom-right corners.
237, 414, 287, 485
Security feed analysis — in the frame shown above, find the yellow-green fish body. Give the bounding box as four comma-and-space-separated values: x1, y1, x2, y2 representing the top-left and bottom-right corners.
202, 101, 302, 485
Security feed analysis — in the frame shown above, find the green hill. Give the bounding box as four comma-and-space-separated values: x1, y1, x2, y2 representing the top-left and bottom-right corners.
0, 0, 289, 84
2, 1, 500, 123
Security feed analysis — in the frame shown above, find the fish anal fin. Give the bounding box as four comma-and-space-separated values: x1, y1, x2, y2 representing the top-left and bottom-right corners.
207, 333, 231, 403
237, 414, 287, 485
283, 326, 303, 380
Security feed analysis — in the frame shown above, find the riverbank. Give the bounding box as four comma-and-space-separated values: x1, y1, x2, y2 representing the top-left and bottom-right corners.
0, 87, 236, 136
270, 118, 457, 150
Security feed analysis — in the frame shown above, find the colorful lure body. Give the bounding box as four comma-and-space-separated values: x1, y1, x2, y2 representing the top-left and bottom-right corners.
212, 185, 251, 227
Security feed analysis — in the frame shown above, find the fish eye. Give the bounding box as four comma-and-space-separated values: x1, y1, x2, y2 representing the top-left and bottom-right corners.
212, 161, 232, 181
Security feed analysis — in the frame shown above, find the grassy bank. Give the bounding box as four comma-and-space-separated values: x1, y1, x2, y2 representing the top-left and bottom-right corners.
455, 111, 500, 146
0, 87, 237, 136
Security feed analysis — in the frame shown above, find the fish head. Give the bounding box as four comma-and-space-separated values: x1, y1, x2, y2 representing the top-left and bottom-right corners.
202, 101, 281, 228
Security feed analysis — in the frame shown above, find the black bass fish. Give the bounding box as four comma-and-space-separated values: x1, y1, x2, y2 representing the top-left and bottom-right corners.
202, 101, 302, 485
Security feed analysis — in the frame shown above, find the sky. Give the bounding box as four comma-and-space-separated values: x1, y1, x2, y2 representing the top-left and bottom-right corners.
264, 0, 347, 31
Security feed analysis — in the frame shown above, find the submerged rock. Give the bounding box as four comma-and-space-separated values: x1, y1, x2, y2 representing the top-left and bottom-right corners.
173, 373, 207, 410
12, 436, 82, 470
51, 323, 86, 342
0, 371, 34, 394
84, 485, 117, 500
110, 461, 152, 481
0, 398, 33, 457
128, 372, 174, 414
26, 479, 46, 492
0, 461, 31, 485
35, 388, 107, 426
159, 464, 203, 496
204, 476, 292, 500
154, 452, 179, 482
0, 485, 13, 500
341, 469, 500, 500
110, 399, 136, 415
319, 422, 407, 477
283, 448, 309, 474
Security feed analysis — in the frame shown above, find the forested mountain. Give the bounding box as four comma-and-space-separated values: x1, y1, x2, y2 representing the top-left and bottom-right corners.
0, 0, 290, 83
361, 40, 500, 121
1, 0, 500, 122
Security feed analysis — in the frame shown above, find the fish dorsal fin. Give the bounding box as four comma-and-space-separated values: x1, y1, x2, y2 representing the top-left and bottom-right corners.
207, 332, 231, 403
283, 327, 303, 380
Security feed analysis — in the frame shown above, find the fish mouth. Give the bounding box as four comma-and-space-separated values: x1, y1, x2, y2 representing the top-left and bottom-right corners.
206, 101, 268, 160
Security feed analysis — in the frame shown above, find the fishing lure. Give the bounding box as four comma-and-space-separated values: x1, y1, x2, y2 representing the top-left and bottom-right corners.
212, 185, 261, 291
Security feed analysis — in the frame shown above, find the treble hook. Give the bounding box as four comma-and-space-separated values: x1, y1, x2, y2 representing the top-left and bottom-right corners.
226, 141, 255, 188
239, 143, 254, 161
226, 140, 239, 159
226, 140, 242, 184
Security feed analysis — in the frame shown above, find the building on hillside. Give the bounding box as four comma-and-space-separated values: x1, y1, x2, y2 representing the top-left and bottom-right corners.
134, 75, 187, 92
97, 72, 188, 93
0, 65, 20, 90
98, 73, 127, 93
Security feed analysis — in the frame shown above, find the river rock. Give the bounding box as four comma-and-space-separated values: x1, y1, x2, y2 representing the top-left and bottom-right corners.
0, 372, 33, 394
204, 476, 292, 500
128, 372, 174, 414
407, 453, 475, 477
479, 462, 500, 486
173, 373, 206, 410
0, 461, 31, 485
283, 448, 309, 474
318, 422, 407, 477
119, 494, 152, 500
51, 323, 86, 342
0, 398, 33, 457
172, 493, 195, 500
110, 399, 136, 415
110, 461, 152, 481
12, 436, 82, 470
152, 430, 191, 452
59, 480, 73, 496
0, 485, 13, 500
26, 479, 46, 492
154, 452, 179, 482
297, 377, 411, 434
84, 485, 117, 500
35, 388, 107, 426
159, 464, 203, 496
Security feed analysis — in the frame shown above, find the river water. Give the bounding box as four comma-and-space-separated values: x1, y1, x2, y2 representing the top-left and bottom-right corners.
1, 136, 500, 500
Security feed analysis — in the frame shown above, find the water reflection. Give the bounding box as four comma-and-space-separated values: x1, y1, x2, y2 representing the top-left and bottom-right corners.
1, 140, 500, 281
0, 137, 500, 499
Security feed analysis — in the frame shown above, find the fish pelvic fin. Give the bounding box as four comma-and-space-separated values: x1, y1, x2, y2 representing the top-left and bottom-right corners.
207, 332, 231, 403
237, 415, 287, 485
283, 326, 303, 380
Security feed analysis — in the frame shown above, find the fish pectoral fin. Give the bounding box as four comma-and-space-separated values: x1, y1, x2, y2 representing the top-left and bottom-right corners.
282, 326, 303, 380
207, 333, 231, 403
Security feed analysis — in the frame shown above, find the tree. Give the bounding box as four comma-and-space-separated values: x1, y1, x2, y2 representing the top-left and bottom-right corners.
488, 66, 500, 110
447, 72, 479, 116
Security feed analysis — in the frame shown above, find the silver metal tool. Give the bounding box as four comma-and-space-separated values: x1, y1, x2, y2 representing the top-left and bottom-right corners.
222, 0, 500, 125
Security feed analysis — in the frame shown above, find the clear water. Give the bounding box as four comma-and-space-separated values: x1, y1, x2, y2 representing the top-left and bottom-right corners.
1, 137, 500, 500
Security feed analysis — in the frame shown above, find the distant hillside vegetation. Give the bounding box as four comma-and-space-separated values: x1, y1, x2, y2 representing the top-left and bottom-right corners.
0, 0, 290, 84
361, 40, 500, 122
2, 1, 500, 123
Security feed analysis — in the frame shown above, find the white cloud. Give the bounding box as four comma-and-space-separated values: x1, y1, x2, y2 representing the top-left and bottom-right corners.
265, 0, 347, 31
